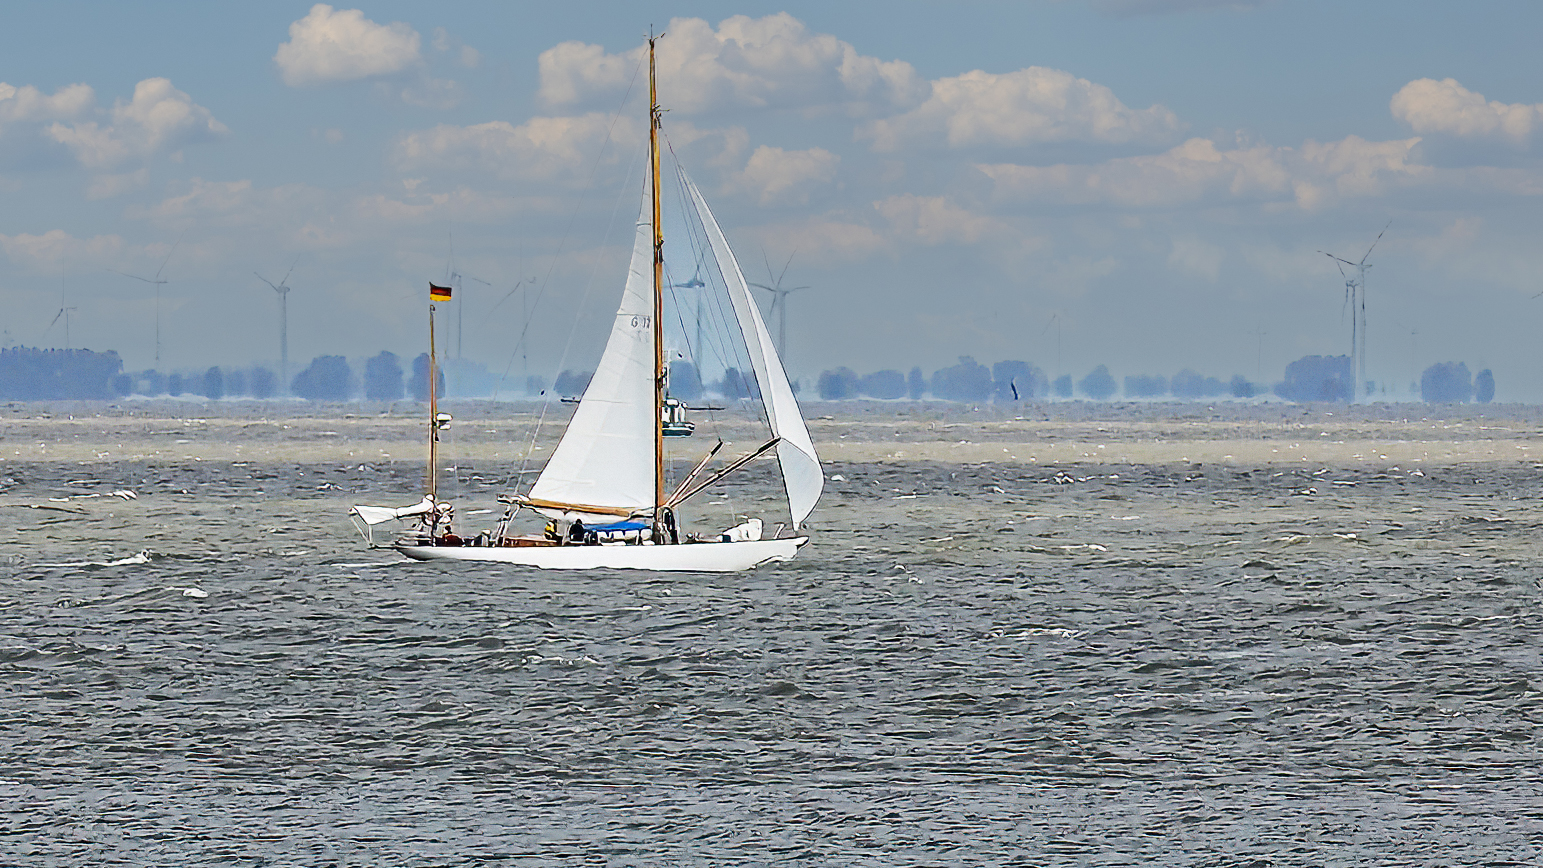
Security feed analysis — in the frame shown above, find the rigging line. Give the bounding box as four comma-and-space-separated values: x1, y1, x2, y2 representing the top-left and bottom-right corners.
657, 150, 713, 497
500, 60, 644, 394
663, 264, 698, 371
677, 164, 760, 423
496, 51, 644, 383
676, 184, 741, 391
664, 149, 751, 389
660, 163, 716, 372
511, 150, 643, 493
504, 54, 647, 494
672, 161, 752, 380
665, 155, 764, 525
657, 144, 743, 522
661, 151, 711, 371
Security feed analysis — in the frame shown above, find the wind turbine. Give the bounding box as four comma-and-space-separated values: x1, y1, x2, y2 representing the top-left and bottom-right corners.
487, 280, 526, 317
748, 252, 808, 366
447, 268, 490, 360
44, 278, 78, 350
1320, 222, 1389, 402
1249, 320, 1268, 380
488, 277, 537, 395
1330, 258, 1361, 399
1039, 311, 1063, 379
112, 240, 179, 366
669, 258, 708, 374
255, 261, 298, 391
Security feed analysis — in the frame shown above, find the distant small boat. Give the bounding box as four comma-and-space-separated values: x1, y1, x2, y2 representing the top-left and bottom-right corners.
350, 35, 822, 571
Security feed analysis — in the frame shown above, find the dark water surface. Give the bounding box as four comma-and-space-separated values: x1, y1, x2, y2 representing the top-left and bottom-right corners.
3, 446, 1543, 864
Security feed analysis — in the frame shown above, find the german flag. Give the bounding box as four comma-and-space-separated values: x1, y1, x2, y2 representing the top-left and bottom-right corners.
429, 283, 452, 301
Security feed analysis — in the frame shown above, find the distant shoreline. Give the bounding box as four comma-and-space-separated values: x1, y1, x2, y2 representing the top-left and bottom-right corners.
4, 401, 1540, 468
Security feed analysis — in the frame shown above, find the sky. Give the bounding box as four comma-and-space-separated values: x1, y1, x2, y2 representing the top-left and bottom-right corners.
4, 0, 1543, 399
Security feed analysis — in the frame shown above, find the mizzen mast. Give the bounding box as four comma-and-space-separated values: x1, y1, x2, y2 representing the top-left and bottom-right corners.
428, 290, 441, 504
427, 281, 453, 522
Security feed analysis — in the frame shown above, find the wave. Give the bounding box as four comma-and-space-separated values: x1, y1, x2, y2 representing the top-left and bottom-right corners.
35, 550, 152, 568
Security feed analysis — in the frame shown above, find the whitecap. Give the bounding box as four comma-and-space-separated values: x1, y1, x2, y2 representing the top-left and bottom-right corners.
35, 550, 152, 568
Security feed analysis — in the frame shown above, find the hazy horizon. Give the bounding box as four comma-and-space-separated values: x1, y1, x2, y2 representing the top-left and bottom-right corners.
2, 3, 1541, 398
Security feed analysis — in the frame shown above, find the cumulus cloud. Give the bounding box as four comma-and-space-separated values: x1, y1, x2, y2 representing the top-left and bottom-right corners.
86, 168, 148, 200
134, 178, 344, 249
133, 177, 426, 255
1168, 236, 1224, 280
1293, 135, 1428, 204
392, 114, 642, 182
978, 135, 1426, 210
1391, 77, 1543, 144
431, 27, 481, 68
0, 228, 126, 272
658, 120, 751, 170
874, 194, 1002, 245
274, 4, 421, 87
46, 77, 227, 170
751, 217, 886, 266
732, 145, 838, 204
349, 187, 533, 225
143, 177, 259, 220
399, 77, 463, 110
866, 67, 1182, 152
0, 82, 93, 126
539, 13, 925, 115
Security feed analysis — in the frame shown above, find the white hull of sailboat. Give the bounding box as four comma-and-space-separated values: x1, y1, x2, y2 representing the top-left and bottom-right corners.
394, 537, 808, 572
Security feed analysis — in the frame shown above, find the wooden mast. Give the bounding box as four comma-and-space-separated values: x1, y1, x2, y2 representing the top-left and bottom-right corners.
428, 298, 439, 509
649, 33, 666, 531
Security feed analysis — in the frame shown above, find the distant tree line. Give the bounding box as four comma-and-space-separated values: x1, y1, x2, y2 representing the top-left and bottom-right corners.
111, 366, 279, 399
807, 355, 1498, 404
1421, 362, 1495, 403
1277, 355, 1351, 402
810, 357, 1264, 403
0, 347, 124, 400
0, 346, 1503, 405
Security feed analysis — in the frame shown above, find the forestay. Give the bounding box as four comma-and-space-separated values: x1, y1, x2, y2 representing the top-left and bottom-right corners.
526, 167, 657, 520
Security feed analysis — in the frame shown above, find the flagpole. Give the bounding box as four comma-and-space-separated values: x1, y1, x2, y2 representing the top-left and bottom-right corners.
428, 299, 439, 513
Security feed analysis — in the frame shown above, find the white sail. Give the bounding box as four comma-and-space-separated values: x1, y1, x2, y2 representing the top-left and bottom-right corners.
683, 174, 824, 529
360, 37, 820, 571
350, 496, 433, 527
527, 176, 657, 520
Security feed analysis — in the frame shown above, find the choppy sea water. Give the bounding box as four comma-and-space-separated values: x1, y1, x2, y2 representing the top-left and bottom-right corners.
3, 406, 1543, 865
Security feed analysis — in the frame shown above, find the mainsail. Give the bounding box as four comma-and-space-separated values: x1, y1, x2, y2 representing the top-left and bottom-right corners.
527, 159, 822, 530
526, 169, 657, 519
683, 174, 824, 529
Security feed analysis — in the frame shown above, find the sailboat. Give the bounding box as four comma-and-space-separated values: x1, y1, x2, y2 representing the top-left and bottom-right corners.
349, 35, 822, 572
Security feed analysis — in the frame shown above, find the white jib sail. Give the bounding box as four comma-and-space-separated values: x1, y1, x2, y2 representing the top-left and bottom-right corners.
527, 177, 657, 519
684, 174, 824, 529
